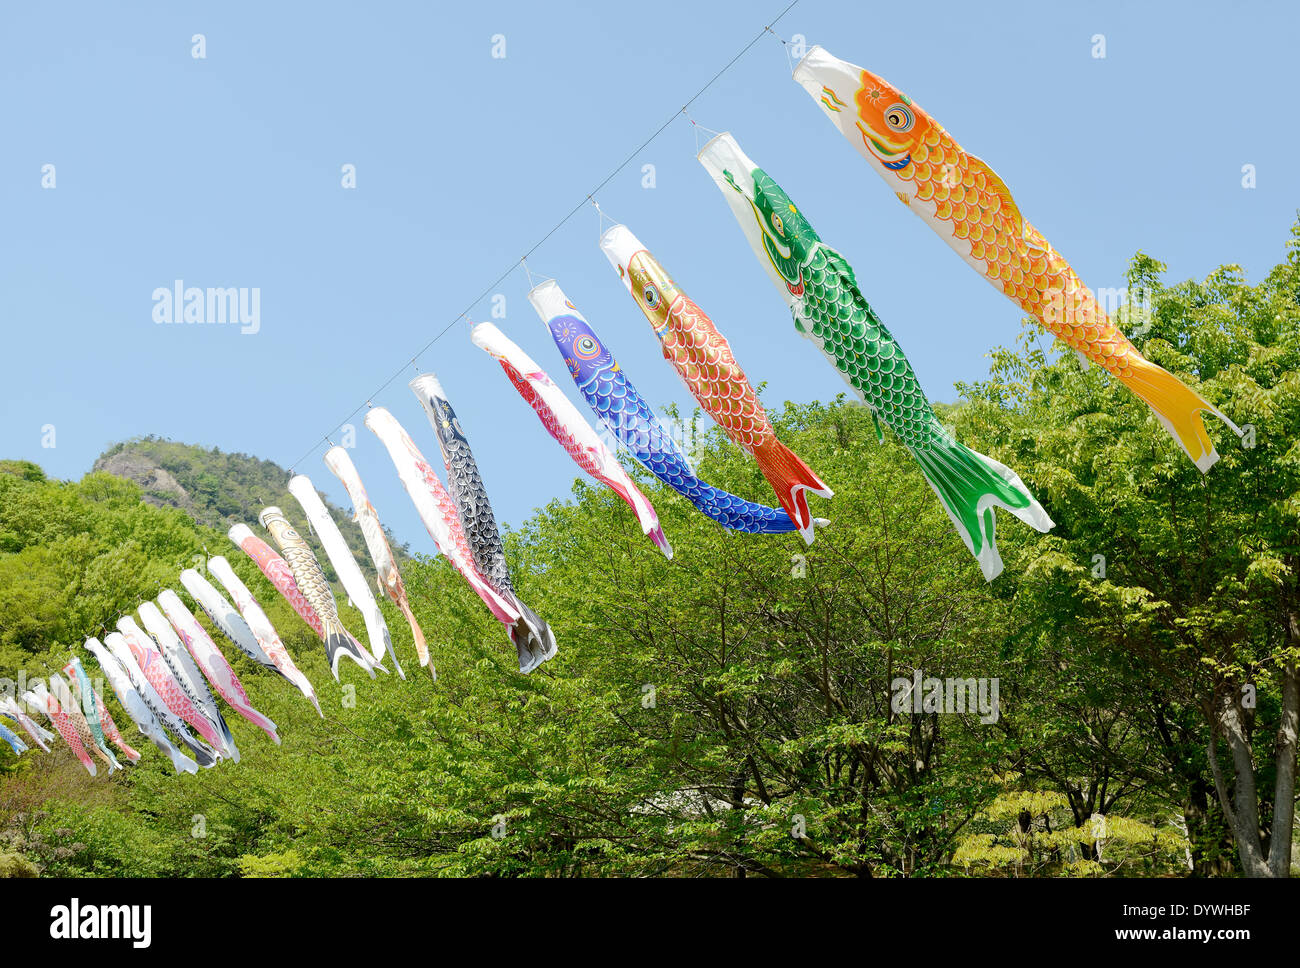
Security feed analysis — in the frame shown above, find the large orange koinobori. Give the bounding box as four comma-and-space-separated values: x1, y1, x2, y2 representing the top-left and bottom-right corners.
794, 46, 1241, 472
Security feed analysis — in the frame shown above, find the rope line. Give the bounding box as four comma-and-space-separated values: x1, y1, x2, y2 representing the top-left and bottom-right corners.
282, 0, 802, 473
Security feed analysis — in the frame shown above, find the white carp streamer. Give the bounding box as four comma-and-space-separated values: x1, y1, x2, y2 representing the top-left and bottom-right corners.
0, 696, 54, 753
104, 631, 217, 768
288, 473, 405, 679
324, 445, 432, 676
471, 319, 671, 559
138, 601, 239, 762
86, 637, 198, 774
180, 568, 279, 673
159, 589, 280, 743
366, 405, 535, 666
207, 555, 323, 717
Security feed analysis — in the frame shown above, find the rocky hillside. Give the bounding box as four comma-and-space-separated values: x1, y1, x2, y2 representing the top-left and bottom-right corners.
93, 437, 409, 565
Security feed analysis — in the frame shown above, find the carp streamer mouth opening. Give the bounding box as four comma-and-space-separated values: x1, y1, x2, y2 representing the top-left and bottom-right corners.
856, 120, 911, 168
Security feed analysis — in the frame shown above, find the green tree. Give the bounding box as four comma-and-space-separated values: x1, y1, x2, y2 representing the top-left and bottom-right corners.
957, 223, 1300, 877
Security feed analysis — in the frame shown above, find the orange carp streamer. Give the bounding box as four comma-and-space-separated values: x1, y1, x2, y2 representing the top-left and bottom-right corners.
601, 223, 833, 540
794, 46, 1240, 471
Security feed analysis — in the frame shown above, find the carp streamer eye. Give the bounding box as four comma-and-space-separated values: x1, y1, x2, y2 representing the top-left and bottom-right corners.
642, 284, 660, 309
574, 335, 600, 360
884, 103, 914, 132
771, 213, 785, 236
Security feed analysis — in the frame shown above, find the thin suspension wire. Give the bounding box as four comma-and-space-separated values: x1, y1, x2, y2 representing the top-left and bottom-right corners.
282, 0, 801, 473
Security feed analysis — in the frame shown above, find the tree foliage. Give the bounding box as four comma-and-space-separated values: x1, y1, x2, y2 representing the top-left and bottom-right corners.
2, 226, 1298, 878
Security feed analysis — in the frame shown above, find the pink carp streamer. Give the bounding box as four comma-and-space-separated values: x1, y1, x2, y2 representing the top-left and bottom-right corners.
139, 601, 239, 762
104, 631, 217, 769
116, 616, 227, 758
365, 406, 524, 636
159, 589, 280, 743
208, 554, 323, 717
29, 680, 97, 776
50, 673, 119, 774
228, 524, 330, 639
65, 655, 141, 763
87, 636, 199, 774
228, 523, 327, 639
470, 320, 671, 559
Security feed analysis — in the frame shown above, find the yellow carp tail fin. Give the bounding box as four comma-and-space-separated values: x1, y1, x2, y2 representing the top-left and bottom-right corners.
1120, 357, 1241, 473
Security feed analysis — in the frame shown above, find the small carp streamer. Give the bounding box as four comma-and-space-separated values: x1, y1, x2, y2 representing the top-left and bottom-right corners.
700, 132, 1053, 580
324, 446, 431, 674
0, 696, 54, 753
86, 637, 198, 774
365, 406, 533, 666
27, 683, 100, 774
411, 374, 558, 673
228, 524, 327, 638
180, 568, 281, 675
51, 672, 119, 773
104, 631, 217, 769
470, 319, 672, 558
0, 719, 27, 755
257, 507, 381, 680
600, 223, 833, 542
207, 554, 322, 716
116, 615, 224, 763
530, 280, 817, 536
65, 654, 141, 763
159, 589, 280, 743
792, 46, 1240, 471
139, 601, 239, 761
289, 474, 405, 679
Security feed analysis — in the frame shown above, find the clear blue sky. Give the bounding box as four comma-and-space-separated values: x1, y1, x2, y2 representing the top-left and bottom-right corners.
3, 1, 1297, 551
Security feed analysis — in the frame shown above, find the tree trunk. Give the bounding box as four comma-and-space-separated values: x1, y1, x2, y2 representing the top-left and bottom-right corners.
1208, 685, 1287, 877
1266, 660, 1298, 877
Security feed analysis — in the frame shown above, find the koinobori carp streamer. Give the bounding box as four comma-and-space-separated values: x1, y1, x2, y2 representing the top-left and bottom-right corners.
324, 446, 431, 674
138, 600, 239, 761
158, 589, 280, 743
0, 719, 27, 755
103, 631, 217, 769
411, 374, 558, 673
257, 507, 382, 680
228, 524, 327, 639
180, 567, 281, 676
65, 654, 141, 763
600, 223, 833, 542
86, 636, 199, 774
365, 406, 527, 660
31, 679, 97, 775
0, 696, 53, 753
470, 319, 672, 559
288, 474, 405, 679
700, 132, 1053, 580
530, 280, 819, 537
207, 554, 322, 717
50, 672, 119, 774
792, 46, 1240, 471
117, 615, 225, 763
